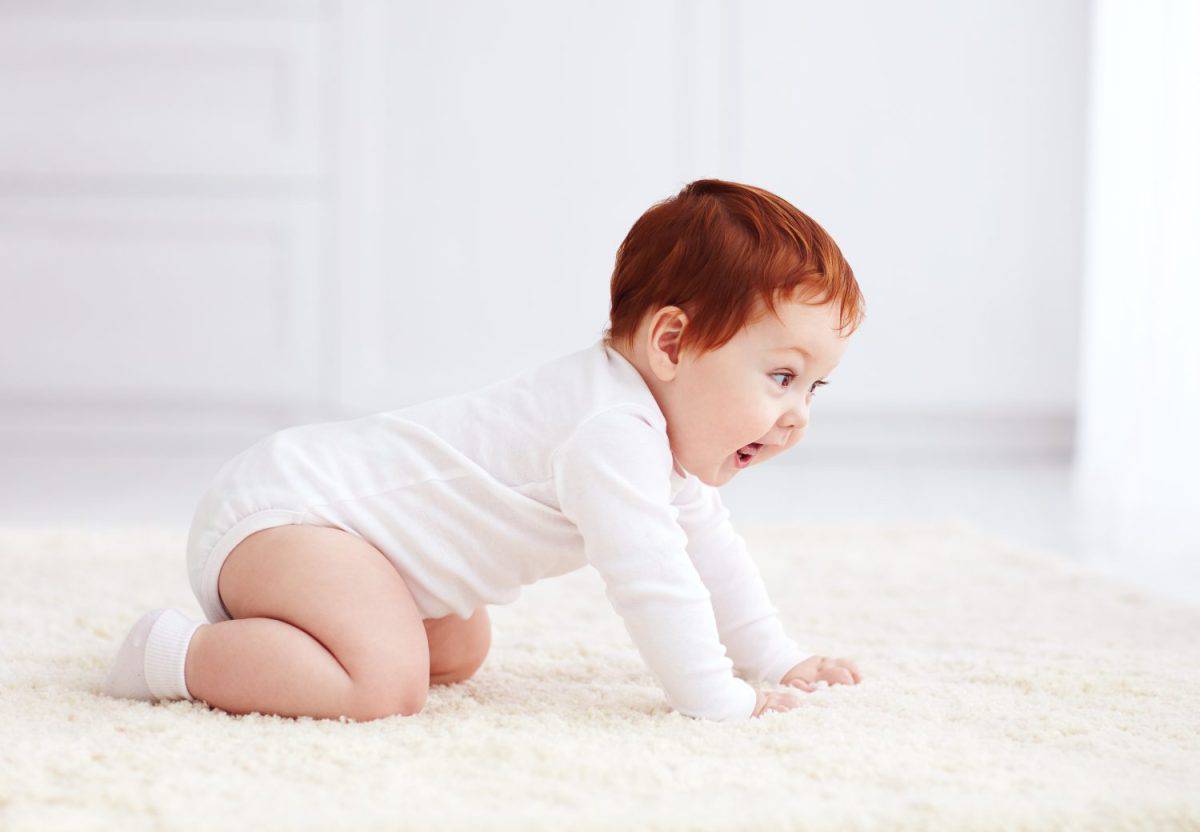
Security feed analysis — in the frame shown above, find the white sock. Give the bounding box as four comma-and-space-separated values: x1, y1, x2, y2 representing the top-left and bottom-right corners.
104, 608, 203, 702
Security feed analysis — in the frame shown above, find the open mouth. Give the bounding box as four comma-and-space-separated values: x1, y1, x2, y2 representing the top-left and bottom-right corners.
733, 442, 763, 468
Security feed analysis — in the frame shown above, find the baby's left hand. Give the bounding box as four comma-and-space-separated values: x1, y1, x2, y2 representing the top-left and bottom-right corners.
780, 655, 862, 692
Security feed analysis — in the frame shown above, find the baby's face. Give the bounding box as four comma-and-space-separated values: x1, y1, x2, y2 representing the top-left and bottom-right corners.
622, 294, 851, 487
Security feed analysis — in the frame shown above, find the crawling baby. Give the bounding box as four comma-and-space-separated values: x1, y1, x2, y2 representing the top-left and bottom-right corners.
104, 178, 865, 722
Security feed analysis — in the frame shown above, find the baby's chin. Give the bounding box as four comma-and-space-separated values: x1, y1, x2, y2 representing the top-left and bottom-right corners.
672, 447, 749, 486
687, 454, 742, 487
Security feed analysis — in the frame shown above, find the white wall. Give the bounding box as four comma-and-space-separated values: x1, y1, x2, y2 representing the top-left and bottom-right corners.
737, 1, 1088, 415
0, 0, 1090, 462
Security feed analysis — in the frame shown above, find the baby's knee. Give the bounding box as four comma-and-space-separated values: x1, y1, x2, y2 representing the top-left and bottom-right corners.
346, 643, 433, 720
348, 677, 429, 721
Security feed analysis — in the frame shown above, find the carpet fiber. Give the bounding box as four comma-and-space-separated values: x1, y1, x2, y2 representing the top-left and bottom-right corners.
1, 521, 1197, 831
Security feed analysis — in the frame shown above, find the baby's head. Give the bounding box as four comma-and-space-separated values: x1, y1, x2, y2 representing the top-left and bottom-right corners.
605, 179, 865, 486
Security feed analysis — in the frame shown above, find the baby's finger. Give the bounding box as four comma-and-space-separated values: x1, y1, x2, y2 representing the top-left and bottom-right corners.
837, 658, 863, 683
787, 678, 815, 692
762, 692, 801, 715
778, 692, 802, 710
817, 667, 850, 685
830, 667, 854, 685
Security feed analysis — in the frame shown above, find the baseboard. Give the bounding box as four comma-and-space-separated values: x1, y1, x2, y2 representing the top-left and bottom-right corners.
0, 398, 1075, 464
793, 405, 1075, 464
0, 397, 342, 459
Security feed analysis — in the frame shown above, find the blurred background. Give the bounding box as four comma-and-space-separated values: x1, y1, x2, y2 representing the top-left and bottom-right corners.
2, 1, 1196, 602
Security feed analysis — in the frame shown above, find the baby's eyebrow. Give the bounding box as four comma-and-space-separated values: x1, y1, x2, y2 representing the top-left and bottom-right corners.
772, 345, 813, 360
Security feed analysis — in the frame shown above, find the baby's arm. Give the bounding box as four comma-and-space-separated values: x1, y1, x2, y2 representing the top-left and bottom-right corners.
551, 406, 758, 722
673, 479, 810, 686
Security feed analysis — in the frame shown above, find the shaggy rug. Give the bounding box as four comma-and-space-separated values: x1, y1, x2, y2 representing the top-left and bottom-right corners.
0, 521, 1197, 831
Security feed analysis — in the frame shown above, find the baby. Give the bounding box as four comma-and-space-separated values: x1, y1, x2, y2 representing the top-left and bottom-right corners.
103, 178, 865, 723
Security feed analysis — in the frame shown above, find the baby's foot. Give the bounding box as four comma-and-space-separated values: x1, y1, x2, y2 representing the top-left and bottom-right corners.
103, 608, 201, 702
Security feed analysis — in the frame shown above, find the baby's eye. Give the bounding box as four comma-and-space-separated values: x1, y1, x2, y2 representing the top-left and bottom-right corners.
770, 372, 795, 389
811, 379, 829, 394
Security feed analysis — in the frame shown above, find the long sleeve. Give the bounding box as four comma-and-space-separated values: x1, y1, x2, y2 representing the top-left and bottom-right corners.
673, 475, 810, 685
551, 405, 758, 722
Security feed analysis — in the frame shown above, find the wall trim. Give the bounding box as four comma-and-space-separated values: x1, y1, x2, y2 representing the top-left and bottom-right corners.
0, 399, 1075, 463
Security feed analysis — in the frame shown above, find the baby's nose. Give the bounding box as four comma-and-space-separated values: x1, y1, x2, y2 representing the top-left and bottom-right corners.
782, 411, 810, 432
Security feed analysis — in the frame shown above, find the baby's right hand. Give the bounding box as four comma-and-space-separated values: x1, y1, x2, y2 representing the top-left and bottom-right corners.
752, 689, 802, 718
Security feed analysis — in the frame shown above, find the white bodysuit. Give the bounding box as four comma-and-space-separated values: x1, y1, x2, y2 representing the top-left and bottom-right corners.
185, 337, 808, 721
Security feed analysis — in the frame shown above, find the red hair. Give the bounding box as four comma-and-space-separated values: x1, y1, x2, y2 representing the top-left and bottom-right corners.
602, 178, 864, 356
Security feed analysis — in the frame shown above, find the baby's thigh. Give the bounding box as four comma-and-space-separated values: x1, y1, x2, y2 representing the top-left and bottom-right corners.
217, 524, 431, 709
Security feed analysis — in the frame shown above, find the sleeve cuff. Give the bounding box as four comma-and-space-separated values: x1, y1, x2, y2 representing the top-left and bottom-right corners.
763, 646, 812, 686
733, 678, 758, 721
678, 677, 759, 722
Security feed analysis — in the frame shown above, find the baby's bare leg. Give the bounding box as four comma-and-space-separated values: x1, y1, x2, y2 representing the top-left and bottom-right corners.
425, 606, 492, 686
185, 618, 357, 720
185, 524, 431, 722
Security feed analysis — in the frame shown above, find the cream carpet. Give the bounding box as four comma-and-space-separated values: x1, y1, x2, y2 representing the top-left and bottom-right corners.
1, 521, 1197, 831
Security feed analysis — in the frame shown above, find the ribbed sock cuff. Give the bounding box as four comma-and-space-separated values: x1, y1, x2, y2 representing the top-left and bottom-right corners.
144, 608, 202, 701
